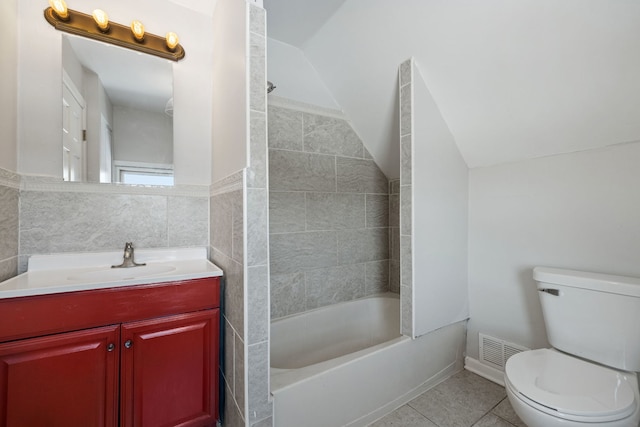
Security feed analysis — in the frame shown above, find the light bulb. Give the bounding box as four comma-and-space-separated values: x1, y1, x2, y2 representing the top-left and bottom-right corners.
48, 0, 69, 20
92, 9, 110, 32
165, 32, 179, 51
131, 20, 145, 42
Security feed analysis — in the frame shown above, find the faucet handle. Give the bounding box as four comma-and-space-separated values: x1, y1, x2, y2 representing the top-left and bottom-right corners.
112, 242, 145, 268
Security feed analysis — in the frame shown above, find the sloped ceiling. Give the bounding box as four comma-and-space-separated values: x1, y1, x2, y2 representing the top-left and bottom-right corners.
265, 0, 347, 48
264, 0, 640, 178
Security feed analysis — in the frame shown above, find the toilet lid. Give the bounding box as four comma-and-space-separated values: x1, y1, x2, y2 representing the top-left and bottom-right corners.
505, 348, 637, 421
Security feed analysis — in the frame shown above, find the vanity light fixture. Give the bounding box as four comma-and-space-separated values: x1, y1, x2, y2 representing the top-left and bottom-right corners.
130, 20, 145, 42
165, 32, 179, 51
92, 9, 109, 32
44, 4, 185, 61
48, 0, 69, 21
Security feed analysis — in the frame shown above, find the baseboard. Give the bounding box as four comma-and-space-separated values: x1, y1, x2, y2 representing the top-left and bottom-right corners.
464, 356, 505, 386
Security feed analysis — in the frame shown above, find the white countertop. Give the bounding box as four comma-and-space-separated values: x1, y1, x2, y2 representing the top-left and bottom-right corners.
0, 247, 223, 299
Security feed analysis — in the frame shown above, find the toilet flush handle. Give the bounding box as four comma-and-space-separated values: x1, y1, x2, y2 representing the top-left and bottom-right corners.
539, 288, 560, 296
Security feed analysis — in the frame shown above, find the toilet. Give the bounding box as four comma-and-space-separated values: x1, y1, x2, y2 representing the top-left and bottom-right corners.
504, 267, 640, 427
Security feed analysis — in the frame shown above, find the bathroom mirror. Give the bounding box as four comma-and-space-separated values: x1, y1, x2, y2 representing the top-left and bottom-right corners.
61, 34, 174, 185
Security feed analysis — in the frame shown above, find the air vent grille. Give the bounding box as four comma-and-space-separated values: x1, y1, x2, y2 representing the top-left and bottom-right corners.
479, 333, 529, 370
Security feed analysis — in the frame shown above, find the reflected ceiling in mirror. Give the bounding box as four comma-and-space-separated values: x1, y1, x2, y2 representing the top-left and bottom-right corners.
62, 34, 174, 186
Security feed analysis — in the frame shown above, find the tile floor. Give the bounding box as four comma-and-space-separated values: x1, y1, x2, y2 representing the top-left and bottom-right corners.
369, 370, 527, 427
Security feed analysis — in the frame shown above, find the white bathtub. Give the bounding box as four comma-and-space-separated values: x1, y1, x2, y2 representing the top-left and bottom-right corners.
271, 293, 467, 427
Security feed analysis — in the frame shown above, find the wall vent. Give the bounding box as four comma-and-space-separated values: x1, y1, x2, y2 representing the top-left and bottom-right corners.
479, 333, 529, 370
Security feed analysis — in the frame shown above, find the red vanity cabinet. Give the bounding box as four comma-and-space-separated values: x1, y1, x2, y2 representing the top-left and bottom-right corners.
0, 325, 120, 427
0, 276, 221, 427
121, 310, 219, 427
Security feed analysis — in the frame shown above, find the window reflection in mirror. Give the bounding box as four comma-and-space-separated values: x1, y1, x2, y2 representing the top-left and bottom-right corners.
61, 34, 174, 185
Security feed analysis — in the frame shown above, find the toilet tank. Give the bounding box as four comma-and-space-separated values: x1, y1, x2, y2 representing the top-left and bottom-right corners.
533, 267, 640, 372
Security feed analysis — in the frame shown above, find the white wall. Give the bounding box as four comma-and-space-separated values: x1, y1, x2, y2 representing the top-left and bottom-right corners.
112, 106, 172, 164
171, 4, 214, 186
266, 38, 340, 110
17, 0, 213, 185
211, 0, 249, 182
17, 1, 60, 177
301, 0, 640, 179
467, 142, 640, 359
412, 62, 469, 337
0, 0, 17, 172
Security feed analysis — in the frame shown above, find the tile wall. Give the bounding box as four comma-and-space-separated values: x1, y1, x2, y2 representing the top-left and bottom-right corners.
0, 168, 19, 282
246, 4, 272, 426
210, 171, 246, 426
399, 58, 413, 337
18, 182, 209, 272
389, 178, 400, 293
212, 4, 272, 427
268, 100, 393, 319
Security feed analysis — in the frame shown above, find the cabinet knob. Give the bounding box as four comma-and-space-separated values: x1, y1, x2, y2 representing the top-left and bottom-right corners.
107, 343, 115, 352
124, 339, 133, 349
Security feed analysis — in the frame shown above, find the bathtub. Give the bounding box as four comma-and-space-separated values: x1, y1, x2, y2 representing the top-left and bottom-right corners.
271, 293, 467, 427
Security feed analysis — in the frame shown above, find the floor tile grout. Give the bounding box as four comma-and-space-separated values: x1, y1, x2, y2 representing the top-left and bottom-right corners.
369, 370, 525, 427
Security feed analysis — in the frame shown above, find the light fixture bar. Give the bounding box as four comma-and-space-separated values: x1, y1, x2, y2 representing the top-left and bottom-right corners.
44, 7, 185, 62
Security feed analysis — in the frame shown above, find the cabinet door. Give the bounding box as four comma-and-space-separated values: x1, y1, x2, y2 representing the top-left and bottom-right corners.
121, 310, 219, 427
0, 325, 119, 427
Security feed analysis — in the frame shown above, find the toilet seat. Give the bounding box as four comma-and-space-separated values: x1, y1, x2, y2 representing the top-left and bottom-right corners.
505, 349, 637, 423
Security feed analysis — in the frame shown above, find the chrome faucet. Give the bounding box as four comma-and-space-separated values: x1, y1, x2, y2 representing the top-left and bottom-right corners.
111, 242, 146, 268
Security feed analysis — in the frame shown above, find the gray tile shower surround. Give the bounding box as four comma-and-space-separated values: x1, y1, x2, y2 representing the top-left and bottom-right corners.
399, 58, 413, 338
268, 103, 399, 320
370, 370, 527, 427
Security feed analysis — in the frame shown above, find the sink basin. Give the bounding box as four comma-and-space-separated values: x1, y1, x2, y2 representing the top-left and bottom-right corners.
0, 248, 223, 299
67, 264, 177, 282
